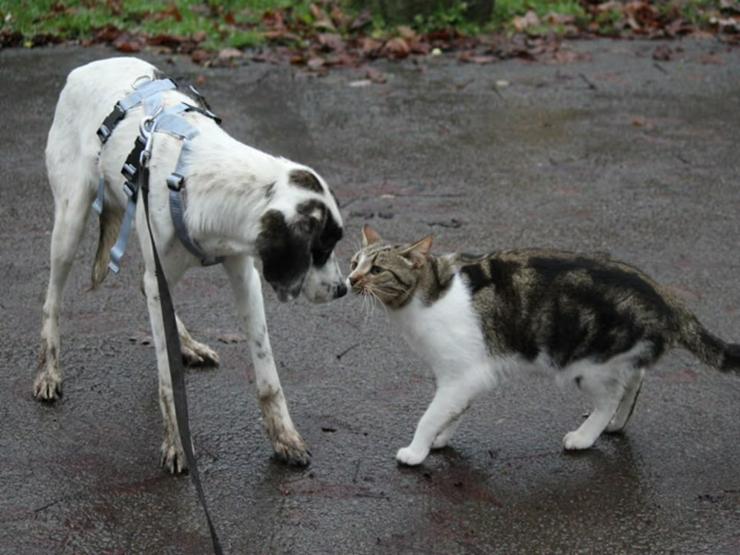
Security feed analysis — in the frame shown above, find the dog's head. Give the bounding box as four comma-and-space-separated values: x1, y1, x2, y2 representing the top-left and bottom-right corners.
256, 166, 346, 303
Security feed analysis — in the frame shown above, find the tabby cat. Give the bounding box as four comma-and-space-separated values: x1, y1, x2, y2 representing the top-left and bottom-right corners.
349, 225, 740, 466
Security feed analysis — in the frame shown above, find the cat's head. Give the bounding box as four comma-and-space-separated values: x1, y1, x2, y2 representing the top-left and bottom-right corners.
347, 225, 433, 308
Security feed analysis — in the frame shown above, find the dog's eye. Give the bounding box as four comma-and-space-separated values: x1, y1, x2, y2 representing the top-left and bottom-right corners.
369, 265, 383, 275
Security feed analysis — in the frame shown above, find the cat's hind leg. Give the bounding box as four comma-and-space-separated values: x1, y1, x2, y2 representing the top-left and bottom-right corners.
606, 368, 645, 433
563, 366, 624, 451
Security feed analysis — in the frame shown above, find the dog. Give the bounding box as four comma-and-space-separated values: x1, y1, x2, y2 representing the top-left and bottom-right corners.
34, 57, 346, 472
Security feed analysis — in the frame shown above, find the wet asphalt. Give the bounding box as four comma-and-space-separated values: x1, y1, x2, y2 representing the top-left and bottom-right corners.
1, 39, 739, 554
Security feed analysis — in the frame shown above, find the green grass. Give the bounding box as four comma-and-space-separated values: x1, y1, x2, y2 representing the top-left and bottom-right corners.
0, 0, 320, 47
0, 0, 728, 50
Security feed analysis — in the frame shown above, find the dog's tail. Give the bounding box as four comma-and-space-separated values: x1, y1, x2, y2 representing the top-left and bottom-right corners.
678, 314, 740, 372
91, 206, 123, 289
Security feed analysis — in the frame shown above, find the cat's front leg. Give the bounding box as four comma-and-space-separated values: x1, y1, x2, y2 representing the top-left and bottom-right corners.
397, 381, 477, 466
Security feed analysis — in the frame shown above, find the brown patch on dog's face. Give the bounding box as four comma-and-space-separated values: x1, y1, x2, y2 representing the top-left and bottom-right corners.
289, 170, 323, 194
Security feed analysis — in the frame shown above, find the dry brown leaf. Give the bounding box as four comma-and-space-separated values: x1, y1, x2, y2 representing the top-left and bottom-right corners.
366, 67, 387, 84
513, 10, 541, 32
383, 37, 410, 59
113, 33, 143, 53
318, 32, 344, 51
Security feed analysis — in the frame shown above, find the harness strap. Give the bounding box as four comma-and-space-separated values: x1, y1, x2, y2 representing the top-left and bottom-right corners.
97, 78, 177, 143
153, 106, 224, 266
108, 136, 146, 274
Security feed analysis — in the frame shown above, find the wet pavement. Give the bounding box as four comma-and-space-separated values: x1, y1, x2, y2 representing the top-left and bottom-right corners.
1, 39, 740, 554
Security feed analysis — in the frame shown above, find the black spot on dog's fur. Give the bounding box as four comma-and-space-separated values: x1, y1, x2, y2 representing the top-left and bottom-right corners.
290, 170, 323, 193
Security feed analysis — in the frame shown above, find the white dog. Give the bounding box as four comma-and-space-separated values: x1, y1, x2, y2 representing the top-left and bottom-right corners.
35, 57, 346, 472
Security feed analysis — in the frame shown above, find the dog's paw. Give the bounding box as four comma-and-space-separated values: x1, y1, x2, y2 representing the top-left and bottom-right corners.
181, 340, 220, 369
272, 432, 311, 467
161, 439, 188, 474
33, 372, 62, 402
396, 446, 428, 466
562, 430, 596, 451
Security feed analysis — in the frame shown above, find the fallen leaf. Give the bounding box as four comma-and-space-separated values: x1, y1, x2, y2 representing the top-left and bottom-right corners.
217, 333, 246, 344
318, 32, 344, 51
383, 37, 410, 59
307, 56, 325, 70
513, 10, 541, 32
397, 25, 417, 41
459, 51, 495, 64
366, 67, 387, 83
113, 33, 143, 53
359, 37, 383, 57
191, 49, 211, 64
148, 33, 185, 49
652, 44, 673, 61
219, 47, 243, 59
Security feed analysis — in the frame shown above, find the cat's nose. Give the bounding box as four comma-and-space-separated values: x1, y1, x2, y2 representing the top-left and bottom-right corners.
348, 274, 361, 286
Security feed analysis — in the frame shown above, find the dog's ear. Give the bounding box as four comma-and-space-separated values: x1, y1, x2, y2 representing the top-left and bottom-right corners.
362, 224, 382, 247
257, 210, 312, 295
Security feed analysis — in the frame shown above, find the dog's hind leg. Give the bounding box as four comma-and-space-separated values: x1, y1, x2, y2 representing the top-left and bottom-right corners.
138, 276, 220, 368
140, 253, 193, 473
34, 177, 95, 401
176, 315, 220, 368
224, 254, 311, 466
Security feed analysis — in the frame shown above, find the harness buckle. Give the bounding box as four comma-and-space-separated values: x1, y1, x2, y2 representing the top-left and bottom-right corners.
96, 103, 126, 143
167, 173, 185, 191
121, 162, 137, 182
96, 125, 112, 142
123, 180, 138, 199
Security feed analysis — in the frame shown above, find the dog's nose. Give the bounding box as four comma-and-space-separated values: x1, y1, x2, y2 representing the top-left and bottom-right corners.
335, 282, 348, 298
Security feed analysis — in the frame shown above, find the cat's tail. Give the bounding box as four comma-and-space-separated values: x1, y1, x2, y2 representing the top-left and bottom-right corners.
678, 316, 740, 372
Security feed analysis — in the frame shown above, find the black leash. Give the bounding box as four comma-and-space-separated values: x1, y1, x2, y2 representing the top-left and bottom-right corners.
138, 157, 224, 555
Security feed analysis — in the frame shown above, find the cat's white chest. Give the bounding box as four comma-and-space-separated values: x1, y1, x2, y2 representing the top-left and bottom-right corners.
390, 274, 489, 377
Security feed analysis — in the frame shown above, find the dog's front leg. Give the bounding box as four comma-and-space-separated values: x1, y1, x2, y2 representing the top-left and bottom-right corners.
224, 255, 310, 466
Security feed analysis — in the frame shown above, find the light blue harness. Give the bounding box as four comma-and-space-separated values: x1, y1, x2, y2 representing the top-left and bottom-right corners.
94, 78, 222, 273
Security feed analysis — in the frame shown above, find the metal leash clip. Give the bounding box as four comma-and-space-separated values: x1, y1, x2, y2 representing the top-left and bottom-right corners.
138, 106, 163, 168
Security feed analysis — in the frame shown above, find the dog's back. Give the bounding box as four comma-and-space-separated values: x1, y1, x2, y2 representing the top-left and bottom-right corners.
46, 58, 159, 199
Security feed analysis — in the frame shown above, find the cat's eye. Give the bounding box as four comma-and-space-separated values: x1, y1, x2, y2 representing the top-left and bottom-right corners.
350, 260, 357, 270
369, 266, 382, 275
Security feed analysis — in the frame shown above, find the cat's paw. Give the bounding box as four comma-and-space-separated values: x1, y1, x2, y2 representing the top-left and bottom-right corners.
562, 430, 596, 451
396, 446, 428, 466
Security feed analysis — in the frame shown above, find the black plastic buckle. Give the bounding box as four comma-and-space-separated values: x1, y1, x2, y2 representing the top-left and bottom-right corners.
167, 173, 185, 191
121, 162, 137, 182
123, 180, 138, 200
97, 103, 126, 143
96, 124, 112, 142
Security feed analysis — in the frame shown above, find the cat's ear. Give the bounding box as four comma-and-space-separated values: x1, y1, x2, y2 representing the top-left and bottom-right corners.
400, 235, 433, 267
362, 224, 382, 247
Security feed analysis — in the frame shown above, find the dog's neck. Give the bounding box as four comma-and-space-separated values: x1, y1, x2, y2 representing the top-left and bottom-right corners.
176, 129, 332, 260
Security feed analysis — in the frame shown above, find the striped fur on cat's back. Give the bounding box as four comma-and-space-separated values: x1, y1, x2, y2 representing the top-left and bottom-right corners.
349, 225, 740, 466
